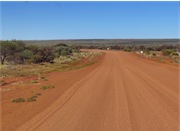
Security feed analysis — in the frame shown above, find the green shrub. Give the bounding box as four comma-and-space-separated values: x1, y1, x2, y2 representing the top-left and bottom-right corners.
40, 85, 55, 90
144, 50, 150, 55
22, 49, 33, 60
123, 47, 131, 52
31, 54, 42, 63
27, 96, 37, 102
162, 49, 174, 56
61, 50, 68, 56
152, 53, 156, 57
40, 86, 47, 90
56, 46, 73, 56
171, 52, 179, 56
27, 93, 41, 102
12, 98, 26, 103
48, 85, 54, 88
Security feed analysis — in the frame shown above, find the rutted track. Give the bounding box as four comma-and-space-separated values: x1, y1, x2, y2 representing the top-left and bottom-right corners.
17, 51, 179, 131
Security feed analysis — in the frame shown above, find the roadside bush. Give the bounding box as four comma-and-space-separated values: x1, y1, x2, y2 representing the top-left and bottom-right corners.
144, 50, 150, 55
56, 46, 73, 56
38, 46, 55, 63
157, 44, 177, 51
9, 50, 33, 64
152, 53, 156, 57
40, 85, 55, 90
27, 93, 41, 102
61, 49, 69, 56
123, 47, 132, 52
27, 95, 37, 102
26, 45, 39, 54
171, 52, 179, 56
0, 40, 80, 65
30, 54, 42, 63
22, 49, 34, 60
6, 42, 55, 64
162, 49, 174, 56
12, 98, 26, 103
28, 47, 55, 63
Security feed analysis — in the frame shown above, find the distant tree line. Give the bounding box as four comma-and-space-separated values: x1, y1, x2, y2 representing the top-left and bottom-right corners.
1, 40, 179, 65
21, 39, 179, 46
76, 44, 180, 52
0, 40, 78, 65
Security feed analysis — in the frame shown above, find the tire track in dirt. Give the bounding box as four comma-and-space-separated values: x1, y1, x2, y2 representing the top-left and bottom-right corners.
16, 51, 179, 131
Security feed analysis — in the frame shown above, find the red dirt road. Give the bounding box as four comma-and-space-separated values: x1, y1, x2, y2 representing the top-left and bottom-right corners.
9, 51, 180, 130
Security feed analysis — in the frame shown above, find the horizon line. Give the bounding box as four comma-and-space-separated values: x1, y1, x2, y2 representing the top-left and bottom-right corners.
1, 38, 180, 41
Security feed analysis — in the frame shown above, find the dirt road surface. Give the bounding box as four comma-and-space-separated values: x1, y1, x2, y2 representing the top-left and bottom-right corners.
14, 51, 179, 131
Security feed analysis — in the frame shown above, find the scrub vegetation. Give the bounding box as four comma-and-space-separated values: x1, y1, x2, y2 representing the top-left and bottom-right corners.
0, 40, 102, 78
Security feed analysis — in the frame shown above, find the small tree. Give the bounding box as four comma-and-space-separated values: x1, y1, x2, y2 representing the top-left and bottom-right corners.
0, 41, 17, 64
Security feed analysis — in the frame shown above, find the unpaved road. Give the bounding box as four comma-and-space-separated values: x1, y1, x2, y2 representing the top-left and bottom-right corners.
16, 51, 179, 131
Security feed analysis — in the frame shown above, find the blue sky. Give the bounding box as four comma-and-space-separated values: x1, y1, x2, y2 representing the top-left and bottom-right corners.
1, 2, 179, 40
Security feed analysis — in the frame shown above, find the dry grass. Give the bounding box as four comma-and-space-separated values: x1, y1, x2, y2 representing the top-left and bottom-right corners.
12, 93, 42, 103
135, 51, 180, 65
0, 51, 102, 78
40, 85, 55, 90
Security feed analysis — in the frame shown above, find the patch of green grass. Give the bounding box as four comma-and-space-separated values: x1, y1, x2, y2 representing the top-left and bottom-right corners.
12, 98, 26, 103
27, 93, 41, 102
27, 96, 37, 102
40, 85, 55, 90
12, 92, 42, 103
